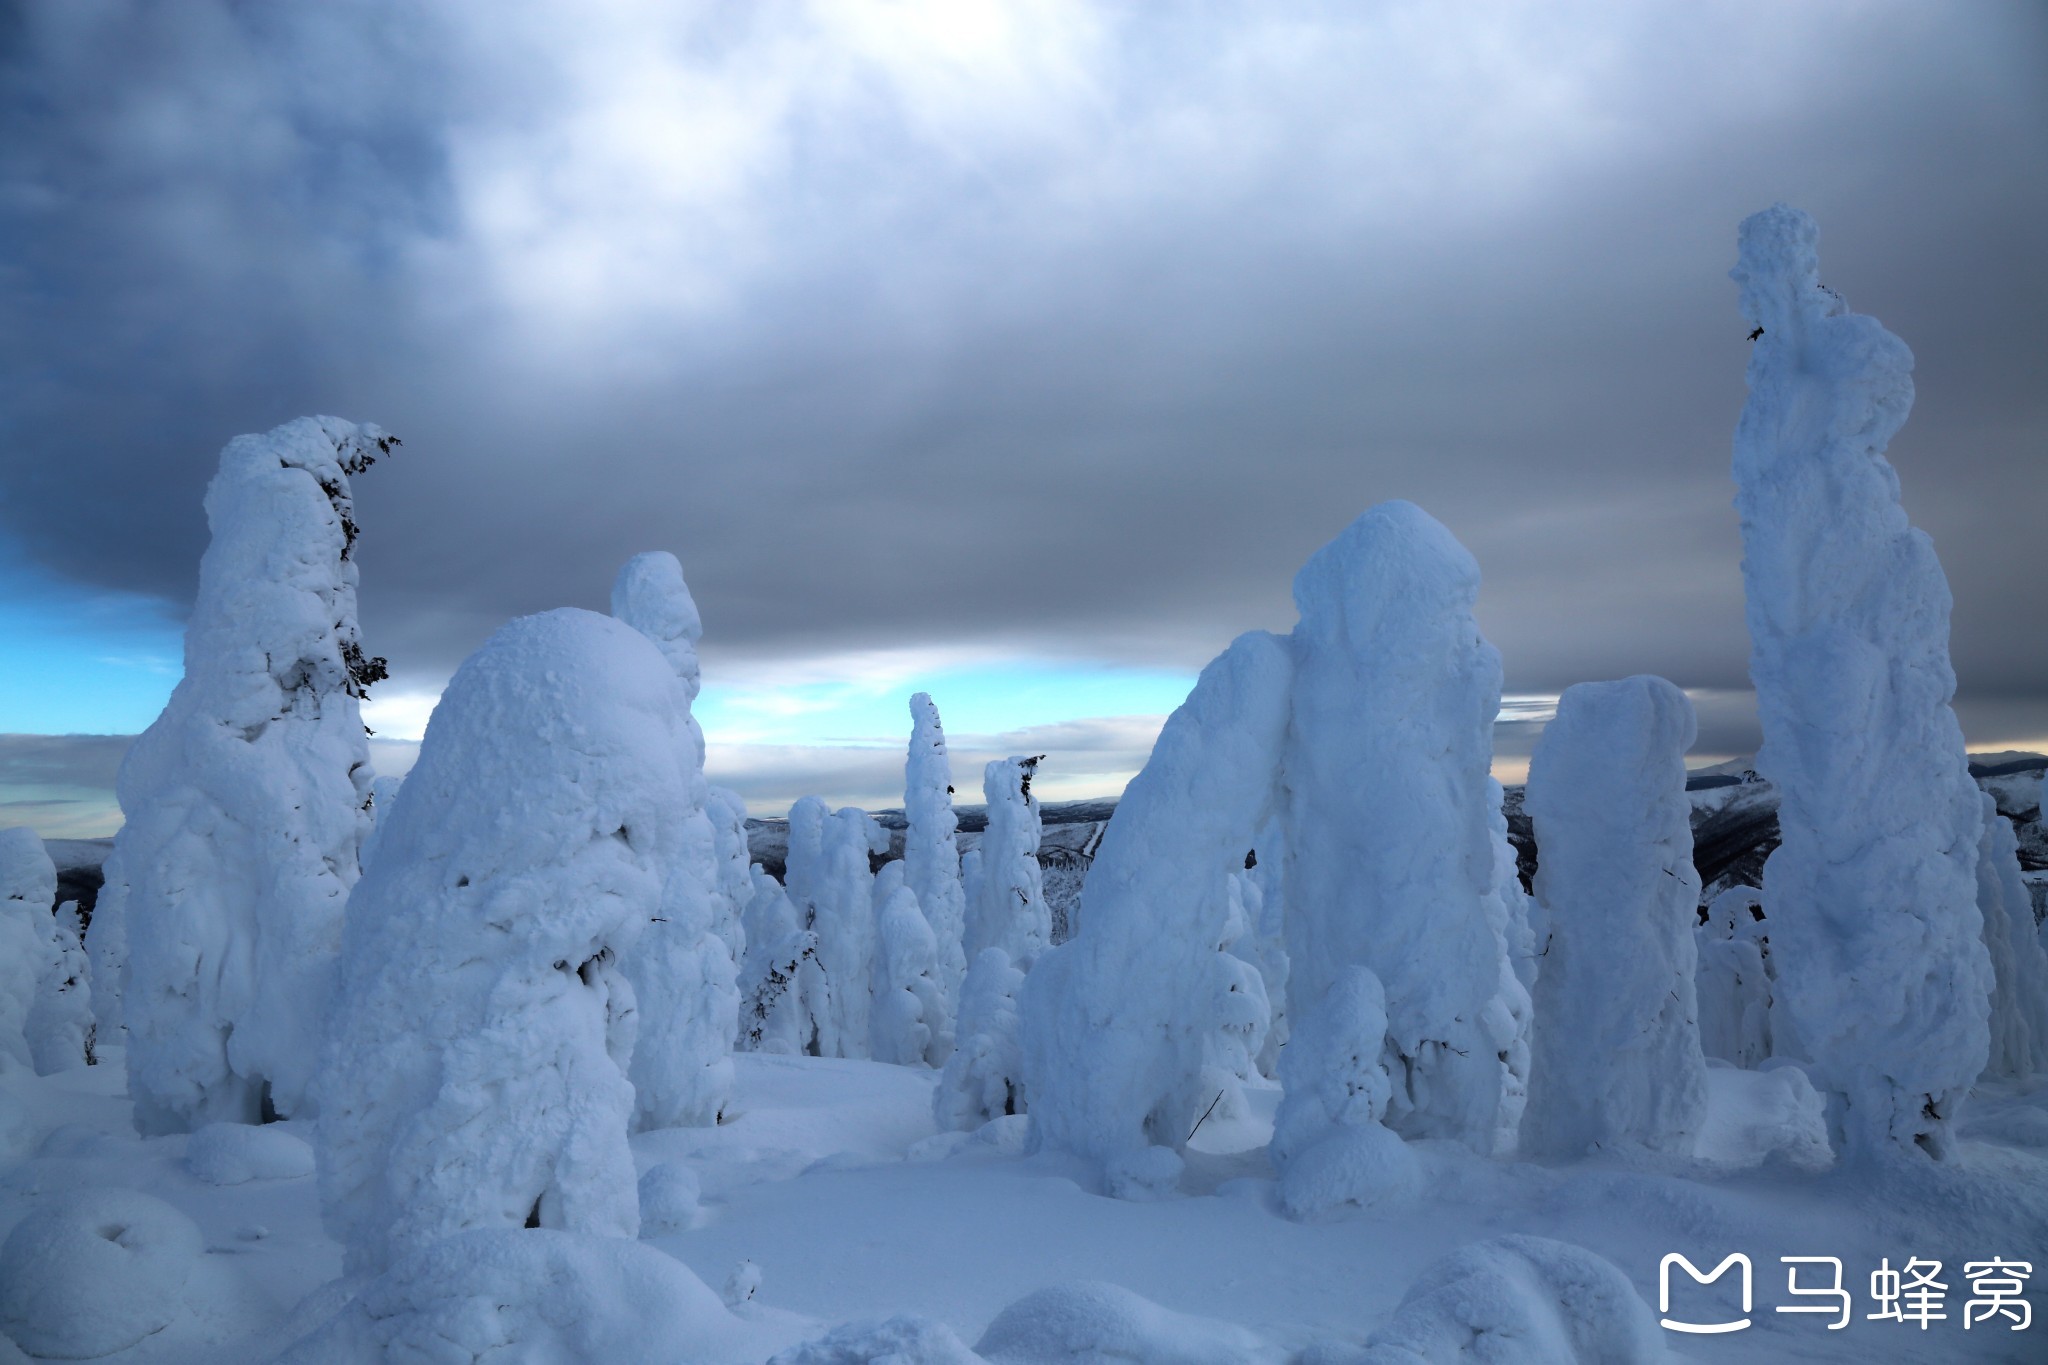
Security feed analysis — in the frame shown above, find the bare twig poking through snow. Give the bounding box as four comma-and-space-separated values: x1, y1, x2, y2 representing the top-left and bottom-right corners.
1185, 1091, 1226, 1145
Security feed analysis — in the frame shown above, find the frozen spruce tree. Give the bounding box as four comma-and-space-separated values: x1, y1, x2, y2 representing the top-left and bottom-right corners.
611, 552, 737, 1128
1021, 631, 1293, 1194
737, 866, 827, 1055
1732, 205, 1991, 1160
811, 806, 888, 1059
905, 693, 969, 1021
314, 609, 685, 1276
118, 417, 394, 1132
1977, 793, 2048, 1080
870, 863, 946, 1067
1696, 887, 1774, 1069
967, 756, 1049, 965
29, 899, 95, 1074
936, 947, 1028, 1131
1276, 501, 1528, 1184
1521, 677, 1707, 1159
0, 827, 55, 1072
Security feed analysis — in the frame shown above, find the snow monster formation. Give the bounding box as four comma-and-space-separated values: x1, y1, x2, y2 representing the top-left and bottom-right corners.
1521, 677, 1707, 1159
111, 416, 394, 1133
0, 826, 55, 1073
1023, 502, 1528, 1209
1731, 205, 1992, 1161
611, 551, 738, 1128
314, 609, 687, 1276
905, 692, 968, 1034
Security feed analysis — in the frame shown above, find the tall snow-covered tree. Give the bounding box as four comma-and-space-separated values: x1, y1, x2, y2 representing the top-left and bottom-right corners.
1696, 887, 1774, 1069
811, 806, 888, 1059
0, 827, 55, 1073
1731, 205, 1991, 1160
29, 899, 94, 1074
870, 863, 945, 1067
967, 757, 1049, 966
904, 693, 968, 1032
737, 866, 828, 1056
314, 609, 681, 1276
611, 551, 736, 1129
1977, 793, 2048, 1081
1521, 677, 1707, 1159
116, 417, 393, 1133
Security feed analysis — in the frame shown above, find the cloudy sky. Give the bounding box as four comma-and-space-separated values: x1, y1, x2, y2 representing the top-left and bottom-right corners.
3, 1, 2043, 836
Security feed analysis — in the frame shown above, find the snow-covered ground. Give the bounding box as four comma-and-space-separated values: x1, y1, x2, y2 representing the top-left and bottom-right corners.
5, 1048, 2044, 1362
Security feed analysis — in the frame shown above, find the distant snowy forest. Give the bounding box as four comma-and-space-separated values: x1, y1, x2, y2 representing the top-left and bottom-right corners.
2, 207, 2045, 1363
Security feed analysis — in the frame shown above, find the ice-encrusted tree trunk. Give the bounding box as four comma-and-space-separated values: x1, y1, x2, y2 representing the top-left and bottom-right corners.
737, 866, 827, 1055
967, 757, 1048, 965
1020, 632, 1292, 1195
1521, 677, 1707, 1159
904, 693, 968, 1033
1731, 205, 1991, 1160
611, 552, 736, 1128
119, 417, 393, 1133
1978, 794, 2048, 1080
0, 827, 55, 1072
1276, 501, 1529, 1183
314, 609, 680, 1277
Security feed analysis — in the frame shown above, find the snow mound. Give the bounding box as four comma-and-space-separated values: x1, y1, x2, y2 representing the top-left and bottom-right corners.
1354, 1235, 1667, 1363
184, 1121, 316, 1184
770, 1314, 984, 1364
0, 1089, 35, 1161
274, 1228, 738, 1365
1695, 1063, 1832, 1171
0, 1187, 206, 1359
975, 1281, 1281, 1364
638, 1160, 701, 1234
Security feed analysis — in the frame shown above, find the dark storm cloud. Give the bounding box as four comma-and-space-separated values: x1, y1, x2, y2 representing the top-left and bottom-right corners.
2, 2, 2043, 725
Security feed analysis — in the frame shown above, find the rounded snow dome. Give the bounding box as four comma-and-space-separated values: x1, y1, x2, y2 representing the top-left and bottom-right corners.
185, 1122, 316, 1185
0, 1188, 204, 1358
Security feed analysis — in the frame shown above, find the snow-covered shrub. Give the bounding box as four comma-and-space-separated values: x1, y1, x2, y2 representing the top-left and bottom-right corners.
1696, 886, 1773, 1068
1354, 1234, 1666, 1364
637, 1161, 701, 1235
1521, 677, 1707, 1160
976, 1281, 1282, 1365
1277, 501, 1527, 1166
1273, 967, 1418, 1218
872, 869, 946, 1067
906, 692, 969, 1024
117, 417, 394, 1133
967, 757, 1048, 965
313, 608, 685, 1276
274, 1228, 740, 1364
1732, 205, 1992, 1160
28, 899, 94, 1074
613, 551, 737, 1130
1978, 791, 2048, 1080
0, 827, 54, 1072
738, 866, 829, 1055
935, 948, 1027, 1131
0, 1188, 207, 1360
185, 1120, 315, 1184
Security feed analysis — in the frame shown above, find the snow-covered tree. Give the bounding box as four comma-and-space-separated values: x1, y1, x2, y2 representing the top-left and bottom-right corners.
870, 865, 945, 1067
706, 786, 754, 967
1276, 501, 1528, 1181
1229, 850, 1288, 1080
357, 774, 406, 874
1521, 677, 1707, 1160
118, 417, 393, 1133
967, 757, 1048, 966
1696, 886, 1773, 1069
935, 948, 1027, 1131
1978, 793, 2048, 1080
0, 827, 54, 1072
1020, 631, 1292, 1192
611, 551, 736, 1129
812, 807, 888, 1059
1732, 205, 1992, 1160
737, 866, 827, 1056
314, 609, 681, 1277
29, 900, 94, 1074
904, 692, 968, 1028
